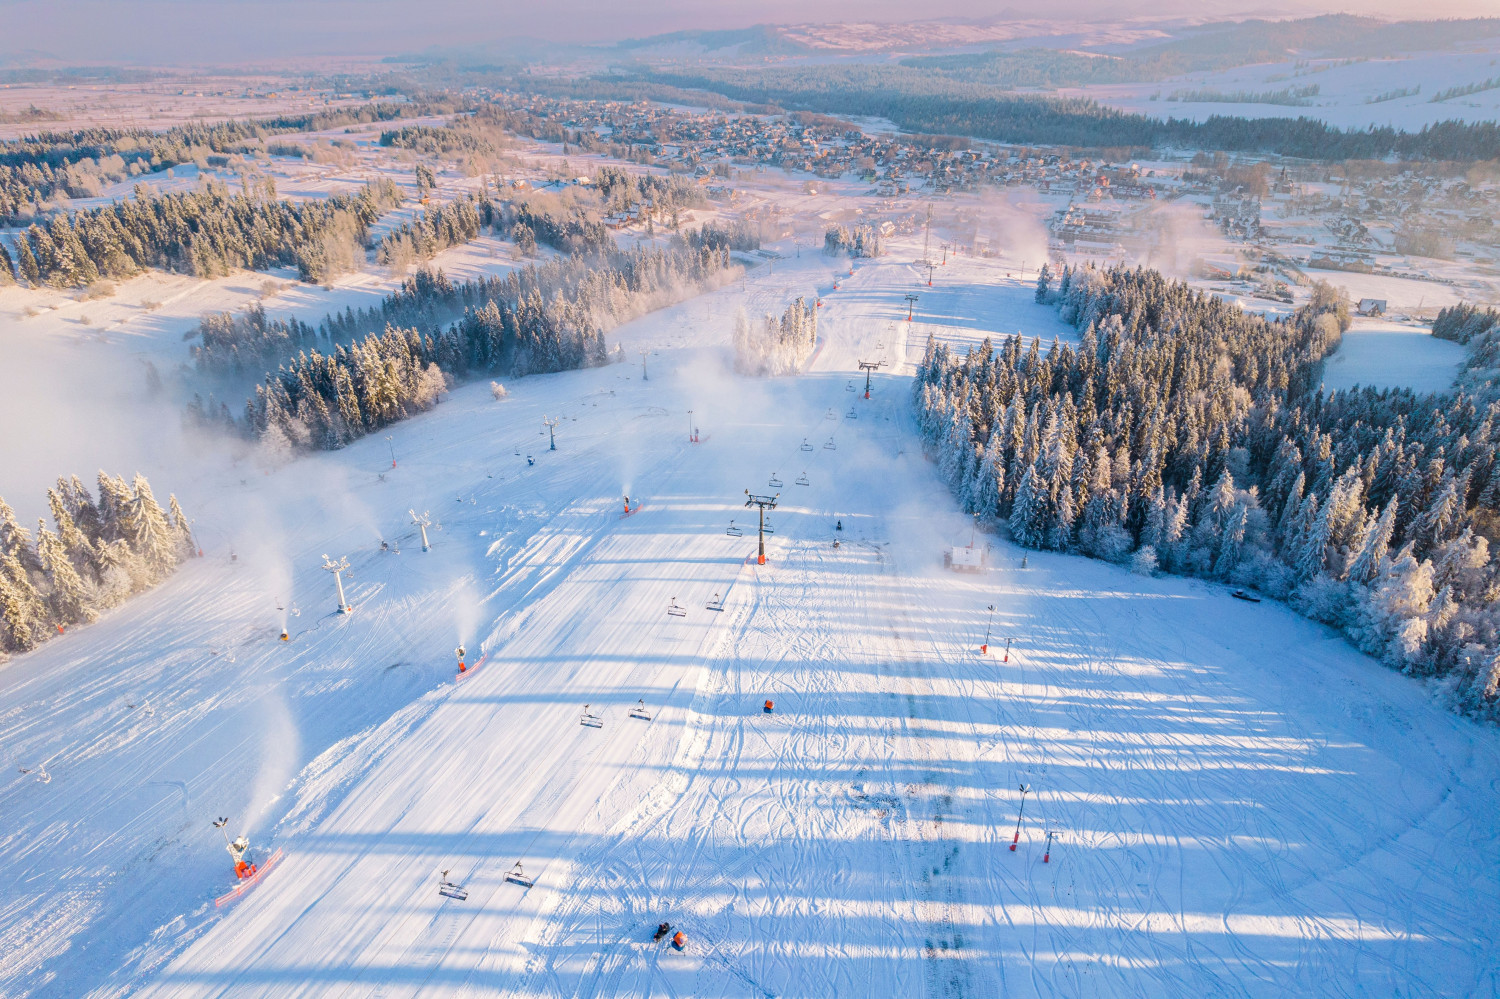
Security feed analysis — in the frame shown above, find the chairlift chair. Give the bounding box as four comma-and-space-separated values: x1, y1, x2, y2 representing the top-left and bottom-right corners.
846, 408, 857, 419
846, 381, 856, 391
579, 705, 603, 728
667, 599, 687, 617
823, 439, 837, 450
768, 473, 784, 487
438, 871, 469, 901
725, 521, 744, 537
800, 439, 814, 452
796, 472, 810, 486
505, 861, 535, 887
825, 409, 836, 420
629, 699, 652, 720
706, 592, 725, 611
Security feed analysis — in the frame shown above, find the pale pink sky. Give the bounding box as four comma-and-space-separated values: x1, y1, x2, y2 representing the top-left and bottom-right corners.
2, 0, 1498, 63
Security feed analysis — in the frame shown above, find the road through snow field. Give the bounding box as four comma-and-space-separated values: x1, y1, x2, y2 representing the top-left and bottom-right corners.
2, 248, 1497, 998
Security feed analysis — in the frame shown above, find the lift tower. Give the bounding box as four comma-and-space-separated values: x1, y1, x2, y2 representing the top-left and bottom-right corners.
744, 490, 780, 566
858, 360, 882, 399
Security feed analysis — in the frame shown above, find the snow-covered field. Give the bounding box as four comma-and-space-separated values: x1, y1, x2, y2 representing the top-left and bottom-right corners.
1072, 46, 1500, 130
3, 244, 1499, 998
1320, 317, 1467, 395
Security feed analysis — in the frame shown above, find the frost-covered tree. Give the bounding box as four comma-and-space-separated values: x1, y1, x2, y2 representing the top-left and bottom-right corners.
911, 261, 1500, 719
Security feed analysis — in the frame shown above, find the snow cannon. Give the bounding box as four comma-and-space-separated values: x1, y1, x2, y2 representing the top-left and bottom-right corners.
763, 700, 774, 714
672, 930, 685, 950
456, 645, 467, 673
980, 643, 987, 654
229, 834, 256, 879
280, 629, 289, 642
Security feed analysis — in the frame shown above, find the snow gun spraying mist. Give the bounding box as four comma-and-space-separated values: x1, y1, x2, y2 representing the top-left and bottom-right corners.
451, 580, 485, 679
211, 815, 283, 907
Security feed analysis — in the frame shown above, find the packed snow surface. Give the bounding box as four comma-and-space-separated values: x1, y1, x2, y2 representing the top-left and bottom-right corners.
2, 249, 1498, 998
1320, 318, 1466, 395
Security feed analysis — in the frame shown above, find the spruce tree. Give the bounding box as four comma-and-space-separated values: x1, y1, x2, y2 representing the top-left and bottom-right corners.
125, 474, 177, 579
37, 524, 95, 625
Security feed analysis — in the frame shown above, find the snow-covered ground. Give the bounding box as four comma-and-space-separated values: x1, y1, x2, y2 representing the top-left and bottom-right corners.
1319, 317, 1467, 395
2, 242, 1499, 997
1071, 46, 1500, 130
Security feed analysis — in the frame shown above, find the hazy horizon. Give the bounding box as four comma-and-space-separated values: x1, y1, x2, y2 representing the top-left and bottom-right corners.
5, 0, 1500, 64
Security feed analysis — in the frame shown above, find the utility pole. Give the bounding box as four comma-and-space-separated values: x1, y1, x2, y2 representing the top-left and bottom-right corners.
1010, 783, 1031, 852
926, 262, 935, 287
409, 510, 431, 551
904, 293, 918, 322
322, 554, 351, 614
858, 360, 882, 399
384, 435, 396, 468
543, 416, 559, 451
744, 490, 779, 566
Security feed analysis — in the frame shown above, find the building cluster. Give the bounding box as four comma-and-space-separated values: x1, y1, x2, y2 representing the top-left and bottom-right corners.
488, 93, 1172, 198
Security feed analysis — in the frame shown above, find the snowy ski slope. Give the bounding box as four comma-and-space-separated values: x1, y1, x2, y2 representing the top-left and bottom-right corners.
2, 249, 1498, 998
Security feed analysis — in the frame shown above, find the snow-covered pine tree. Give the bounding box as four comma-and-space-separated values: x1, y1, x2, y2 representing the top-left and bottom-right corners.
36, 524, 96, 625
125, 475, 178, 580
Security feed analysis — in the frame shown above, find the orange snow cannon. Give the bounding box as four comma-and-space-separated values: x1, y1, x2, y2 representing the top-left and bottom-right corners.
672, 930, 685, 950
235, 860, 256, 880
763, 700, 774, 713
280, 630, 289, 642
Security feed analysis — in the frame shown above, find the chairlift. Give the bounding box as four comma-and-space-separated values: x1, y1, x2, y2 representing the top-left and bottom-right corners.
706, 592, 725, 612
579, 704, 603, 728
769, 473, 784, 487
800, 439, 814, 452
823, 439, 837, 450
725, 521, 744, 537
846, 408, 857, 419
796, 472, 810, 486
667, 598, 687, 617
629, 699, 653, 720
505, 861, 535, 888
825, 409, 837, 420
846, 381, 856, 391
438, 871, 469, 901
